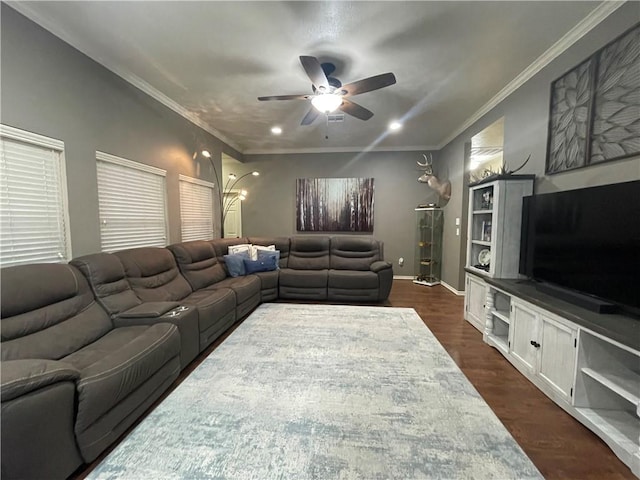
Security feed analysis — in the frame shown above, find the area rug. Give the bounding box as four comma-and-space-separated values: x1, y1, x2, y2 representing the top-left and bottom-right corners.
87, 304, 542, 479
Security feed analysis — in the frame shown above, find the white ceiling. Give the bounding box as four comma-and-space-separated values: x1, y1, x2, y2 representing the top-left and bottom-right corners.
9, 1, 616, 154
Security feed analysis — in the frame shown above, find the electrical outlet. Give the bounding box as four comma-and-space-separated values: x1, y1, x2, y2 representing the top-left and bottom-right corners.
398, 257, 404, 267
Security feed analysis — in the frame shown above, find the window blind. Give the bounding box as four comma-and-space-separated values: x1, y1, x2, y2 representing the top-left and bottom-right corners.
96, 152, 167, 252
179, 175, 215, 242
0, 126, 71, 267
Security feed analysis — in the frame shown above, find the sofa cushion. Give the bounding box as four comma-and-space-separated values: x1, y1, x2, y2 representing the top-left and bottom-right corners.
182, 288, 236, 334
249, 244, 275, 260
64, 323, 180, 434
279, 268, 328, 288
1, 264, 113, 361
228, 243, 252, 256
209, 237, 251, 263
252, 270, 278, 290
248, 236, 290, 268
244, 256, 278, 274
115, 247, 193, 302
211, 276, 261, 305
71, 253, 141, 318
167, 241, 227, 290
278, 265, 329, 301
64, 323, 180, 462
330, 236, 381, 270
223, 252, 250, 277
257, 249, 280, 268
328, 270, 380, 289
287, 236, 330, 270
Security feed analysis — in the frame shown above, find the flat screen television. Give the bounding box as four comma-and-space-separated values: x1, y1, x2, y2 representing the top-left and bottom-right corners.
520, 180, 640, 317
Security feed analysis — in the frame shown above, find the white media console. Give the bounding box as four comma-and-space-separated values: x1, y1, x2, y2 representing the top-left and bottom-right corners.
464, 272, 640, 477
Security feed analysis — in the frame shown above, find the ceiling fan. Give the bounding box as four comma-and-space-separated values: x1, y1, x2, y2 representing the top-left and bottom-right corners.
258, 55, 396, 125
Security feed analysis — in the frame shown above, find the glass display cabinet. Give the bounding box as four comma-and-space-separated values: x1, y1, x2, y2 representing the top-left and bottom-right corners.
414, 207, 443, 286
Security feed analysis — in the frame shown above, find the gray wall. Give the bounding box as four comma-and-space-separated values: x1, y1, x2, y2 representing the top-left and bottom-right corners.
438, 3, 640, 291
0, 5, 241, 257
235, 151, 442, 278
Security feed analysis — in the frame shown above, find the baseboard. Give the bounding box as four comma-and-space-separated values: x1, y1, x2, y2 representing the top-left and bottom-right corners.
394, 276, 464, 296
440, 281, 464, 296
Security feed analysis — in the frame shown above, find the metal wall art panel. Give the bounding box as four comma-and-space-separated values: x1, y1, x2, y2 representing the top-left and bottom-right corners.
590, 25, 640, 165
547, 59, 594, 173
546, 23, 639, 174
296, 178, 374, 232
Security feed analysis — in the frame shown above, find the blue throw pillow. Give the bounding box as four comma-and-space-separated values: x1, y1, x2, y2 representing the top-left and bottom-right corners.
223, 252, 249, 277
243, 255, 278, 274
257, 249, 280, 269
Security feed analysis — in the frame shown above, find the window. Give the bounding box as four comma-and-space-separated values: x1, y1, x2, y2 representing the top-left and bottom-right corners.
96, 151, 167, 252
0, 125, 71, 267
179, 175, 215, 241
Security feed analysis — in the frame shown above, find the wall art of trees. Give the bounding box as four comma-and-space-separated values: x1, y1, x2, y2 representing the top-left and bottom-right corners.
296, 178, 374, 232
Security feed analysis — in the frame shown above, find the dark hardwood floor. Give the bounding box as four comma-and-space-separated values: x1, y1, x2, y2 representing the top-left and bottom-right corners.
74, 280, 634, 479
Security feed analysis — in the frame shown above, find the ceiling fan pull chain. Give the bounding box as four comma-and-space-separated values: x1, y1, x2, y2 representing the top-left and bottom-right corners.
325, 115, 329, 140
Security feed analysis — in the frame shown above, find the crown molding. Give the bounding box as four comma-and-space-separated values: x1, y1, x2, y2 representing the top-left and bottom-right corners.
437, 0, 626, 149
243, 144, 439, 156
106, 72, 244, 153
6, 1, 244, 153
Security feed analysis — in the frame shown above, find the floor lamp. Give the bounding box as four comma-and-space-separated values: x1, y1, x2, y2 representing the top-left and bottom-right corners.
201, 150, 259, 237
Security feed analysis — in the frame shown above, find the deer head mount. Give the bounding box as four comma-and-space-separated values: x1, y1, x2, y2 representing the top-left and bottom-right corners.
417, 154, 451, 201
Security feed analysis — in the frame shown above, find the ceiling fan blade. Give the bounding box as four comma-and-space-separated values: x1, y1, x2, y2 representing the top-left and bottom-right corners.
341, 73, 397, 97
300, 107, 320, 126
258, 94, 310, 101
339, 99, 374, 121
299, 56, 330, 91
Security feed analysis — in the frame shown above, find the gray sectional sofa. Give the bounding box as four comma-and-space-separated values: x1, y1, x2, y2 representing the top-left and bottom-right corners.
0, 235, 392, 479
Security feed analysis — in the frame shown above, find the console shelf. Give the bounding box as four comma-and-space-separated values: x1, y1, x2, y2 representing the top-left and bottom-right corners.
491, 309, 510, 324
575, 407, 640, 464
581, 368, 640, 408
486, 333, 509, 355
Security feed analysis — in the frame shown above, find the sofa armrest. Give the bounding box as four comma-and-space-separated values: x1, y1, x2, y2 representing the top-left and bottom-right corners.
1, 359, 80, 402
118, 301, 181, 319
370, 260, 392, 273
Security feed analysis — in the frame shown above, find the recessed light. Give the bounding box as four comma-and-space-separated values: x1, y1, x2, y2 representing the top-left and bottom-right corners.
389, 121, 402, 131
271, 126, 282, 135
201, 150, 211, 158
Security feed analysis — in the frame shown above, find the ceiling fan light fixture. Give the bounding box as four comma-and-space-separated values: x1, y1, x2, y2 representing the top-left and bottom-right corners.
311, 93, 343, 113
